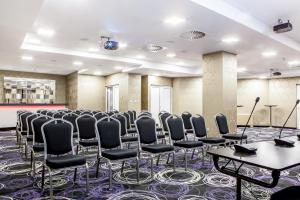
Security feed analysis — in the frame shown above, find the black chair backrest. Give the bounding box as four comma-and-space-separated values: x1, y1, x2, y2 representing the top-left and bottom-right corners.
132, 111, 137, 120
123, 112, 131, 129
138, 112, 152, 118
107, 111, 115, 116
74, 110, 82, 115
215, 114, 229, 135
167, 116, 185, 141
113, 114, 127, 136
94, 112, 108, 120
21, 112, 32, 131
160, 112, 171, 131
42, 120, 73, 155
53, 112, 64, 119
136, 117, 157, 144
128, 111, 134, 124
46, 111, 54, 117
32, 117, 51, 143
63, 113, 79, 132
40, 110, 48, 115
76, 115, 97, 139
191, 115, 207, 138
27, 114, 39, 136
81, 111, 93, 116
96, 118, 121, 149
182, 112, 192, 130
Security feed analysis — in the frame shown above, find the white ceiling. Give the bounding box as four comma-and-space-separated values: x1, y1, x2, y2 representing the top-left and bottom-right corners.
0, 0, 300, 78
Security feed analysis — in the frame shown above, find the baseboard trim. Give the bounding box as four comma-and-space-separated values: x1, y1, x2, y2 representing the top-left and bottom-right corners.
0, 127, 16, 131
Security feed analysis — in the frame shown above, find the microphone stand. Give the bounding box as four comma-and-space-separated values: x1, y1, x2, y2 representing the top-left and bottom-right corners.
274, 100, 299, 147
234, 97, 260, 154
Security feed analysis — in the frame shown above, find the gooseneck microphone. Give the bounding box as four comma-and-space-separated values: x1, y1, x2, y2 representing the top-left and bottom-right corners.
274, 99, 300, 147
234, 97, 260, 154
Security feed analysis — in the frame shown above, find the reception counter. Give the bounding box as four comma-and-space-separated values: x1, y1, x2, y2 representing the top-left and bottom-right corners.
0, 104, 66, 128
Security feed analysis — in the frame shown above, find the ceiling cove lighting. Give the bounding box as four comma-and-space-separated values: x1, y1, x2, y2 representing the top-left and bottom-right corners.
21, 55, 33, 61
259, 76, 268, 79
37, 28, 55, 37
26, 38, 40, 44
164, 16, 186, 26
166, 53, 176, 58
119, 42, 128, 48
222, 37, 240, 43
88, 48, 99, 52
288, 60, 300, 66
237, 67, 247, 73
73, 61, 83, 66
94, 71, 102, 75
262, 51, 277, 57
78, 69, 88, 73
114, 66, 123, 70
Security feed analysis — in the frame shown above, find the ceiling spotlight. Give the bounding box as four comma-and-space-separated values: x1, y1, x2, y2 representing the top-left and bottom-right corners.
176, 61, 184, 65
136, 55, 145, 59
119, 42, 128, 48
21, 55, 33, 61
37, 28, 55, 37
164, 16, 186, 26
88, 48, 99, 52
73, 61, 83, 66
237, 67, 247, 73
288, 60, 300, 66
94, 71, 102, 75
78, 69, 88, 73
166, 53, 176, 58
222, 37, 240, 43
262, 51, 277, 57
114, 66, 123, 70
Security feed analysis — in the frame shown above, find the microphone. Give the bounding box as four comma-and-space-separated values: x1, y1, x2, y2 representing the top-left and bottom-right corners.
274, 99, 299, 147
234, 97, 260, 154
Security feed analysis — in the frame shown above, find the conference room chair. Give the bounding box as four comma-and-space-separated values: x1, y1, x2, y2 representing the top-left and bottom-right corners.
106, 111, 115, 116
75, 114, 98, 154
270, 186, 300, 200
159, 112, 171, 137
112, 114, 138, 145
46, 111, 54, 117
30, 116, 51, 177
53, 112, 64, 119
132, 110, 137, 121
62, 112, 79, 139
215, 113, 247, 144
16, 110, 26, 142
124, 112, 133, 129
95, 117, 139, 189
40, 110, 48, 115
41, 119, 89, 198
181, 112, 194, 134
190, 115, 226, 159
135, 116, 175, 178
74, 110, 82, 115
94, 112, 108, 120
18, 112, 33, 148
24, 113, 39, 158
138, 111, 152, 118
80, 111, 93, 116
128, 110, 135, 127
166, 115, 204, 170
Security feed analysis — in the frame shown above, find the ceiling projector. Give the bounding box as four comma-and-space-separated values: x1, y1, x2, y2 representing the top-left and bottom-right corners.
101, 36, 119, 50
273, 19, 293, 33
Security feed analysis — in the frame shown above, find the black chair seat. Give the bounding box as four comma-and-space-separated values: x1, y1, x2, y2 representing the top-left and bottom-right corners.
79, 139, 98, 147
174, 140, 203, 148
26, 135, 33, 141
271, 186, 300, 200
198, 137, 226, 144
121, 136, 138, 143
222, 134, 247, 140
32, 144, 44, 152
46, 155, 86, 169
157, 134, 165, 139
102, 149, 137, 160
142, 144, 174, 153
127, 128, 137, 134
185, 129, 194, 134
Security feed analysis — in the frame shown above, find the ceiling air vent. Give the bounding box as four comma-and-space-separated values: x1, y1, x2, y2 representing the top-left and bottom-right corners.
145, 44, 165, 52
180, 31, 206, 40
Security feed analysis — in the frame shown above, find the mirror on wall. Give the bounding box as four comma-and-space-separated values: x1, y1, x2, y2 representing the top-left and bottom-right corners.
3, 77, 56, 104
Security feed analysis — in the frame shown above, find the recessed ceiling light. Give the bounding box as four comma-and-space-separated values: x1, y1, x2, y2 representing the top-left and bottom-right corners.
222, 37, 240, 43
262, 51, 277, 57
136, 55, 145, 59
119, 42, 128, 48
21, 55, 33, 61
288, 60, 300, 66
153, 73, 160, 76
88, 48, 99, 52
166, 53, 176, 58
176, 61, 184, 65
259, 76, 268, 79
94, 71, 102, 75
78, 69, 88, 73
37, 28, 55, 37
73, 61, 83, 66
164, 16, 186, 26
237, 67, 247, 73
114, 66, 123, 70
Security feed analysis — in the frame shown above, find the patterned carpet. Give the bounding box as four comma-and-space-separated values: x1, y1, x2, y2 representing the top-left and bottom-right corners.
0, 127, 300, 200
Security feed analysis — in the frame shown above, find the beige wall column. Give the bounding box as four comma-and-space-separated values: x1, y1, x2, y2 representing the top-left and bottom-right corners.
202, 51, 237, 136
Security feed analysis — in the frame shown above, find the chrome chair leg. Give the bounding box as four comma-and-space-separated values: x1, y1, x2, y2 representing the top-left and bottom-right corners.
166, 153, 170, 164
41, 165, 45, 190
172, 152, 175, 172
121, 161, 125, 174
108, 162, 112, 190
150, 156, 154, 178
85, 163, 89, 193
136, 157, 139, 184
156, 154, 160, 166
49, 169, 53, 199
191, 149, 195, 160
184, 150, 187, 171
73, 168, 77, 183
96, 157, 100, 178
